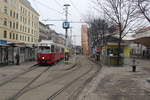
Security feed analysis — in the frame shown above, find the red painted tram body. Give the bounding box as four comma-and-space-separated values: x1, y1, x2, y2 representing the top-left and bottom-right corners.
37, 40, 65, 65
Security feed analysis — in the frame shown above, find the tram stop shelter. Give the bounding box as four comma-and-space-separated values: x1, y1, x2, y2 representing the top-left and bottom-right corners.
101, 42, 130, 66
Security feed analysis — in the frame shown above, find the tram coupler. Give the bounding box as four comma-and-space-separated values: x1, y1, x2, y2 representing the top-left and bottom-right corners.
132, 65, 136, 72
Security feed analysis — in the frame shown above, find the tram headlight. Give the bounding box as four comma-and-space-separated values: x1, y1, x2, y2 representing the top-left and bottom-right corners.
42, 57, 45, 60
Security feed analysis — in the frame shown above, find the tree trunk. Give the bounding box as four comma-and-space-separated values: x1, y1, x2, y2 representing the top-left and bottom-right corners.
117, 23, 122, 66
117, 39, 121, 65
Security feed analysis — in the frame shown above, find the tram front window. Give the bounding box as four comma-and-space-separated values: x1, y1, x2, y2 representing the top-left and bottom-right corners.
38, 46, 50, 53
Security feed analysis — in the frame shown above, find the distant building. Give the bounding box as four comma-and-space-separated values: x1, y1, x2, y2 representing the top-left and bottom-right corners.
57, 34, 65, 46
0, 0, 39, 45
81, 24, 89, 55
39, 22, 51, 42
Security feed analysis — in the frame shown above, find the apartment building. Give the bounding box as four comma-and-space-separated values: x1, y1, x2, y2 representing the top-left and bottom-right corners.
0, 0, 39, 45
39, 22, 51, 42
81, 24, 89, 56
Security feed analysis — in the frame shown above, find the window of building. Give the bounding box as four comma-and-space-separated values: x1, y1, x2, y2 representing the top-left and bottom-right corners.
4, 6, 7, 14
16, 22, 18, 29
31, 37, 33, 42
20, 25, 22, 31
28, 37, 30, 42
25, 36, 26, 41
23, 26, 24, 32
23, 8, 24, 14
16, 34, 18, 40
10, 21, 12, 28
4, 31, 7, 38
28, 12, 30, 17
10, 32, 12, 39
13, 33, 15, 39
21, 7, 22, 13
25, 18, 27, 24
13, 12, 15, 18
22, 36, 24, 41
28, 28, 30, 33
13, 22, 15, 29
20, 35, 22, 40
25, 27, 26, 32
3, 18, 7, 26
10, 10, 12, 17
32, 29, 33, 34
28, 19, 30, 25
20, 16, 22, 22
23, 17, 24, 23
16, 13, 18, 19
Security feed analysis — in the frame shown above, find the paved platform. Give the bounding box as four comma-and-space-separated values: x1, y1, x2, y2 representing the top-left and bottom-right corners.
79, 58, 150, 100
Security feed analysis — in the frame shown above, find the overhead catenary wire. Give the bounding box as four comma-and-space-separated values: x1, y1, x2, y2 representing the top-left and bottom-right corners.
33, 0, 64, 15
53, 0, 62, 7
68, 0, 83, 18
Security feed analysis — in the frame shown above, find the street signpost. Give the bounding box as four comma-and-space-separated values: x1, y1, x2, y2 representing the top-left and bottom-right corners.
63, 21, 70, 29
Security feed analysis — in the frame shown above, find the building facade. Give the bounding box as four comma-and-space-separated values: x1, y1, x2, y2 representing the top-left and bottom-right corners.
0, 0, 39, 65
0, 0, 39, 45
39, 22, 51, 42
133, 26, 150, 47
81, 24, 89, 56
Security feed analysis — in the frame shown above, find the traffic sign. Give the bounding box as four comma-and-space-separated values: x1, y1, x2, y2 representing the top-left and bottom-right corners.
63, 21, 70, 29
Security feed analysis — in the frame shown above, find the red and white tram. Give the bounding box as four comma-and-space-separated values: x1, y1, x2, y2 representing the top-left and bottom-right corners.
37, 40, 65, 65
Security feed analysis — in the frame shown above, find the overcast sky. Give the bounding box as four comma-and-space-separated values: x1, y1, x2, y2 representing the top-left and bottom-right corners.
28, 0, 98, 45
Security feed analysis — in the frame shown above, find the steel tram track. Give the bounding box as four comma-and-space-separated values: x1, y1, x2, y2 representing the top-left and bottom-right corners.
0, 56, 77, 100
0, 64, 39, 87
67, 58, 102, 100
7, 66, 51, 100
46, 58, 97, 100
10, 58, 80, 99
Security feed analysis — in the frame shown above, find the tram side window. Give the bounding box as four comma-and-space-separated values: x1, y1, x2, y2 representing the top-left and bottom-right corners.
55, 46, 59, 52
51, 45, 55, 53
61, 48, 64, 52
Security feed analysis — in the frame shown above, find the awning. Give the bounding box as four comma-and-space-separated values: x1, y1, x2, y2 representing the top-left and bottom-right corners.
6, 42, 26, 47
134, 37, 150, 47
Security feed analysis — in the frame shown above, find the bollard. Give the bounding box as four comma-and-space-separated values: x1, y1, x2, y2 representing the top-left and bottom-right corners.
132, 65, 136, 72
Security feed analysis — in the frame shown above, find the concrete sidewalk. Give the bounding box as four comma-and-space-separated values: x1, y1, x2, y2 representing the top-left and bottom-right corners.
79, 59, 150, 100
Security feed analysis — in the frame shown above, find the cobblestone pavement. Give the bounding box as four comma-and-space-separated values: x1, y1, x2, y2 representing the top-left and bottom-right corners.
78, 59, 150, 100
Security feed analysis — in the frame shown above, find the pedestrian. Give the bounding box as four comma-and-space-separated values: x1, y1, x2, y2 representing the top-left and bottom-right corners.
15, 53, 20, 65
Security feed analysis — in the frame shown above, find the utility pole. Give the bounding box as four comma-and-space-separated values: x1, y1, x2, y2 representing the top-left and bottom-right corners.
64, 4, 70, 47
70, 27, 73, 45
63, 4, 70, 61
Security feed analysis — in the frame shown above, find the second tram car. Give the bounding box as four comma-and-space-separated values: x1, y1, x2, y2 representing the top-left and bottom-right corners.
37, 40, 65, 65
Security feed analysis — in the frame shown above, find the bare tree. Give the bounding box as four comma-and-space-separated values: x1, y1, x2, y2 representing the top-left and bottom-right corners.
97, 0, 139, 65
133, 0, 150, 23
